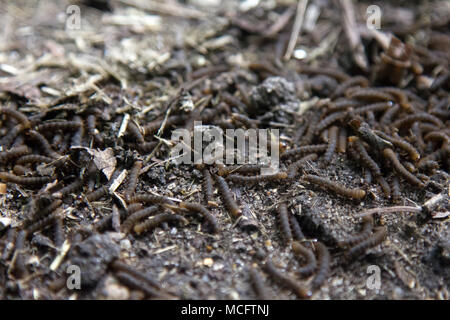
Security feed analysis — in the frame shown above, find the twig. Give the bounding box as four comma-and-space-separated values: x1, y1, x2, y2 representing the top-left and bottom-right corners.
284, 0, 308, 61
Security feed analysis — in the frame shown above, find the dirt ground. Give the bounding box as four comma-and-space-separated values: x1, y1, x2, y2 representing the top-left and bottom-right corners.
0, 0, 448, 300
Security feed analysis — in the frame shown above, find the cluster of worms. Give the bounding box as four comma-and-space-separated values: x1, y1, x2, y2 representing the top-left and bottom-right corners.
0, 6, 448, 300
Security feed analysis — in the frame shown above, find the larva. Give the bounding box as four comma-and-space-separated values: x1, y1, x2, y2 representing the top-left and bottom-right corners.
190, 65, 228, 80
0, 145, 31, 163
110, 260, 162, 290
85, 185, 108, 202
375, 131, 420, 161
323, 126, 338, 162
350, 102, 392, 116
124, 160, 142, 200
53, 179, 84, 198
71, 116, 84, 147
231, 113, 259, 129
217, 164, 264, 176
281, 144, 327, 160
114, 271, 167, 299
0, 172, 52, 187
249, 266, 271, 300
391, 176, 401, 203
142, 115, 186, 136
364, 169, 372, 185
202, 167, 214, 204
315, 111, 348, 133
133, 213, 187, 235
214, 175, 241, 218
418, 146, 449, 168
53, 217, 65, 248
15, 154, 53, 165
411, 122, 425, 153
382, 148, 425, 188
26, 210, 60, 235
121, 205, 159, 233
2, 228, 17, 260
292, 241, 317, 277
424, 131, 449, 145
303, 174, 366, 200
376, 176, 391, 198
287, 153, 318, 179
337, 127, 347, 153
345, 226, 387, 260
13, 165, 30, 176
26, 130, 60, 159
380, 104, 400, 126
0, 124, 26, 149
310, 242, 330, 291
430, 70, 449, 91
277, 203, 292, 244
226, 172, 288, 184
127, 193, 176, 206
138, 141, 158, 154
380, 87, 411, 110
300, 112, 321, 145
179, 202, 219, 234
332, 76, 369, 98
36, 121, 81, 132
417, 160, 439, 171
346, 88, 395, 102
349, 137, 381, 177
393, 113, 443, 129
12, 230, 27, 278
288, 214, 306, 241
297, 65, 350, 82
324, 99, 361, 116
262, 259, 311, 299
221, 92, 248, 113
126, 121, 145, 144
0, 108, 31, 128
337, 215, 374, 248
292, 121, 307, 146
86, 114, 104, 146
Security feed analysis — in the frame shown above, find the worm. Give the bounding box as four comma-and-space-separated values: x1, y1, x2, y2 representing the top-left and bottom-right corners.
36, 121, 81, 132
126, 120, 145, 144
202, 167, 214, 204
349, 137, 381, 177
0, 145, 31, 163
262, 259, 311, 299
137, 141, 158, 154
13, 164, 30, 176
221, 92, 248, 113
391, 176, 401, 203
417, 160, 439, 171
0, 172, 52, 187
350, 102, 392, 116
418, 146, 449, 168
179, 202, 219, 234
287, 153, 318, 179
86, 186, 108, 202
217, 164, 264, 176
124, 160, 142, 200
375, 131, 420, 161
346, 88, 395, 102
86, 114, 104, 146
411, 122, 425, 153
12, 230, 27, 278
382, 148, 425, 188
337, 127, 347, 153
332, 76, 369, 98
345, 226, 387, 260
114, 271, 168, 299
2, 228, 17, 260
26, 130, 60, 159
249, 266, 271, 300
376, 176, 391, 198
26, 210, 60, 235
310, 242, 331, 291
121, 205, 159, 233
142, 115, 187, 136
380, 87, 411, 110
53, 179, 84, 198
53, 217, 65, 248
0, 108, 31, 128
277, 203, 292, 244
281, 144, 327, 160
297, 65, 349, 82
292, 241, 317, 277
111, 260, 162, 290
227, 172, 288, 184
424, 131, 450, 145
380, 104, 401, 126
127, 193, 176, 206
393, 113, 443, 129
214, 175, 241, 218
133, 213, 187, 235
0, 124, 26, 148
231, 113, 259, 129
323, 126, 338, 162
324, 99, 361, 116
71, 116, 84, 147
300, 111, 321, 145
303, 174, 366, 200
337, 215, 374, 248
363, 169, 372, 185
292, 121, 307, 146
289, 214, 306, 242
349, 118, 392, 152
15, 154, 54, 165
315, 111, 348, 133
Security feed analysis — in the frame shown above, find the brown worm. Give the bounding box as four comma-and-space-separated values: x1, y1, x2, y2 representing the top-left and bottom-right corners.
323, 126, 338, 162
289, 214, 306, 242
337, 127, 347, 153
124, 160, 142, 199
36, 121, 81, 132
0, 172, 52, 187
127, 193, 176, 206
292, 241, 317, 277
347, 88, 395, 102
226, 172, 288, 184
179, 202, 219, 234
202, 167, 214, 204
122, 205, 159, 233
217, 164, 264, 176
142, 115, 187, 136
277, 203, 292, 244
374, 131, 420, 161
316, 111, 348, 133
12, 164, 30, 176
349, 137, 381, 177
393, 113, 443, 129
214, 175, 241, 218
53, 217, 65, 248
345, 226, 387, 260
133, 213, 187, 235
86, 114, 104, 146
301, 112, 321, 145
382, 148, 425, 188
26, 210, 61, 235
0, 108, 31, 128
281, 144, 327, 160
337, 215, 374, 248
15, 154, 54, 165
26, 130, 60, 159
111, 260, 162, 290
262, 259, 311, 299
53, 179, 84, 198
12, 230, 27, 278
126, 120, 145, 144
297, 65, 350, 82
249, 266, 271, 300
71, 116, 84, 147
0, 145, 31, 164
114, 271, 169, 299
310, 242, 330, 291
332, 76, 369, 98
303, 174, 366, 200
0, 124, 26, 148
376, 176, 391, 198
287, 153, 318, 179
86, 185, 109, 202
380, 104, 401, 126
350, 102, 392, 116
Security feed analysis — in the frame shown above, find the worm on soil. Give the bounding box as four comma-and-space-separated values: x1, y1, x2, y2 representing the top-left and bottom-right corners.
292, 241, 317, 277
303, 174, 366, 200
